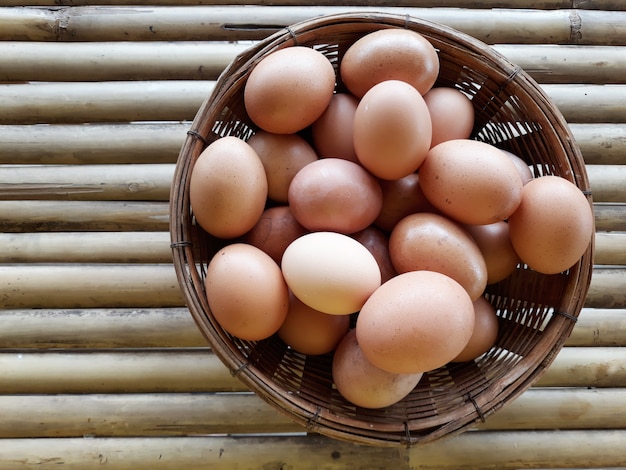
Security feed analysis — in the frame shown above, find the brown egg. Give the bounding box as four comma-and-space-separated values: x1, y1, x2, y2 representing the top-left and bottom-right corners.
278, 292, 350, 356
205, 243, 289, 341
353, 80, 432, 180
247, 131, 319, 203
340, 28, 439, 98
311, 93, 360, 163
374, 172, 438, 233
452, 295, 499, 363
501, 149, 534, 185
356, 270, 475, 374
243, 205, 309, 265
419, 139, 524, 225
464, 221, 521, 285
244, 46, 335, 134
389, 212, 488, 301
189, 136, 267, 239
423, 87, 475, 147
332, 329, 423, 409
351, 226, 397, 284
508, 175, 594, 274
281, 231, 381, 315
288, 158, 383, 234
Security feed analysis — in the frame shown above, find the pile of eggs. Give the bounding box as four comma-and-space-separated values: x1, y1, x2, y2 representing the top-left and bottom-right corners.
189, 28, 594, 409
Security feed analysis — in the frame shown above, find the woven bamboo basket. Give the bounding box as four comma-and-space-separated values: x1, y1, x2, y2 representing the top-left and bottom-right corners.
170, 12, 594, 447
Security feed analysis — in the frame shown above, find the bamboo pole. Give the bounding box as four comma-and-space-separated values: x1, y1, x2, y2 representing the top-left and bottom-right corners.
1, 1, 625, 9
0, 230, 620, 265
1, 6, 625, 45
0, 164, 174, 201
0, 264, 184, 309
1, 81, 624, 125
0, 163, 621, 202
0, 307, 621, 350
0, 232, 172, 263
0, 387, 622, 439
0, 308, 205, 349
0, 200, 620, 233
0, 264, 620, 310
0, 81, 215, 125
0, 200, 170, 232
0, 431, 624, 469
0, 347, 621, 394
570, 123, 626, 166
492, 44, 626, 84
1, 41, 625, 84
0, 123, 186, 165
0, 123, 623, 166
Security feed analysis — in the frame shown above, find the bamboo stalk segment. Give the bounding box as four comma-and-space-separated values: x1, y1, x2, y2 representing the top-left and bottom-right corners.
0, 307, 622, 350
0, 164, 173, 201
0, 164, 621, 203
570, 123, 626, 165
0, 232, 172, 263
0, 123, 186, 165
2, 41, 626, 84
0, 308, 205, 349
1, 7, 626, 45
0, 41, 249, 83
0, 200, 170, 232
492, 44, 626, 84
0, 81, 215, 125
0, 264, 621, 309
593, 232, 626, 266
0, 431, 625, 470
0, 199, 619, 233
0, 347, 622, 394
0, 350, 239, 394
0, 123, 623, 166
0, 387, 623, 439
1, 1, 625, 9
0, 264, 184, 309
1, 81, 625, 124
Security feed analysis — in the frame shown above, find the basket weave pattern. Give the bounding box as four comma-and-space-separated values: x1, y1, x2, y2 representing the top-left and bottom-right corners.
170, 12, 594, 447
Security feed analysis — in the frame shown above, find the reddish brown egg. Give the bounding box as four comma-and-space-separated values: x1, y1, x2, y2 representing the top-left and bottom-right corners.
419, 139, 524, 225
332, 329, 423, 409
288, 158, 383, 234
464, 221, 521, 285
278, 292, 350, 356
374, 172, 438, 233
508, 175, 594, 274
189, 136, 267, 239
243, 205, 309, 265
356, 270, 475, 374
351, 225, 397, 284
353, 80, 432, 180
340, 28, 439, 98
244, 46, 335, 134
247, 131, 319, 203
501, 149, 534, 185
389, 212, 488, 301
452, 295, 499, 363
205, 243, 289, 341
423, 87, 475, 148
311, 93, 360, 163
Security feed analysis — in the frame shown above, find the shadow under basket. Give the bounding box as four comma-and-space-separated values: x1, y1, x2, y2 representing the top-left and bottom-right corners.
170, 12, 594, 447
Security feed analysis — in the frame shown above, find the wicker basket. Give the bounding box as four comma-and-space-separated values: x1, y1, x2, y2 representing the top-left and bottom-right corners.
170, 12, 594, 447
